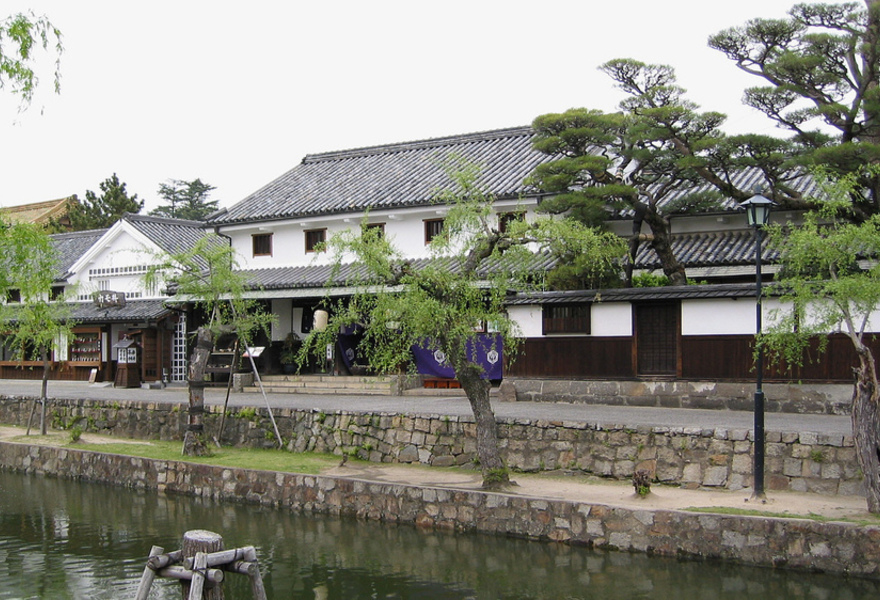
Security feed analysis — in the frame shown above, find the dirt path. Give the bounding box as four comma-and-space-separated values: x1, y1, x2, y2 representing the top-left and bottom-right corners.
0, 426, 872, 522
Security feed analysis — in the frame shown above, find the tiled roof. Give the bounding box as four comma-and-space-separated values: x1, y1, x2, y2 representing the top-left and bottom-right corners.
64, 299, 174, 323
122, 213, 208, 256
507, 283, 761, 305
240, 252, 559, 292
626, 169, 819, 218
1, 197, 75, 225
209, 127, 553, 225
634, 230, 777, 269
50, 228, 108, 280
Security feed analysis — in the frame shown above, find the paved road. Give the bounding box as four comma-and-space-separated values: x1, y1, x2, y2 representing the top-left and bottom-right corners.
0, 379, 853, 437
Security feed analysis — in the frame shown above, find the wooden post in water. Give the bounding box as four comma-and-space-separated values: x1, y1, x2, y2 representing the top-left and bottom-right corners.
134, 545, 164, 600
181, 530, 225, 600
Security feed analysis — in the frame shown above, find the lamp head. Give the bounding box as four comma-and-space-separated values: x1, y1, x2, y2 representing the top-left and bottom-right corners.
740, 193, 775, 227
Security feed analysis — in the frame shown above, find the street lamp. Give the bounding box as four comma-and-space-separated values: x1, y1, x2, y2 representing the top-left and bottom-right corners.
740, 192, 775, 501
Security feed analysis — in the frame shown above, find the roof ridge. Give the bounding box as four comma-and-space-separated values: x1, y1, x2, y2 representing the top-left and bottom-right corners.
302, 126, 533, 164
50, 228, 108, 239
123, 213, 207, 227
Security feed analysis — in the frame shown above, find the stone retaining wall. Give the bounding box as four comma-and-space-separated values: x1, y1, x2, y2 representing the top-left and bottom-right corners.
0, 395, 863, 496
0, 441, 877, 579
499, 379, 853, 415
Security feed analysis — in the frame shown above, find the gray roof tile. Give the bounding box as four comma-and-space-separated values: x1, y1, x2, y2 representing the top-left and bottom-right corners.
122, 213, 208, 256
50, 228, 107, 280
210, 127, 553, 225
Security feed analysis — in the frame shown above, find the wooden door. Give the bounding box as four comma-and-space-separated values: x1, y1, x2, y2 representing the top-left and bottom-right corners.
635, 302, 679, 376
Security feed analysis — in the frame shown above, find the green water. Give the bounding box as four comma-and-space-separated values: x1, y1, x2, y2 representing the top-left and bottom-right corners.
0, 470, 877, 599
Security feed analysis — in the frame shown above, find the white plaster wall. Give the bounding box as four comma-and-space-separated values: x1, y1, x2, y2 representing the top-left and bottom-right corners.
67, 229, 166, 299
508, 305, 542, 338
271, 299, 293, 342
682, 298, 756, 335
222, 200, 541, 270
591, 303, 632, 336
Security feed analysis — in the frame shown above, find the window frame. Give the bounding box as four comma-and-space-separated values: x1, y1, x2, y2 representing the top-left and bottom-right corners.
304, 228, 327, 253
252, 233, 273, 257
424, 218, 444, 245
542, 304, 591, 335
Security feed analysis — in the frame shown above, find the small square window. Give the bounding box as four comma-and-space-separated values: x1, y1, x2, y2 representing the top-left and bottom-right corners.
363, 222, 385, 239
499, 211, 525, 234
253, 233, 273, 257
424, 219, 444, 244
543, 304, 590, 335
305, 229, 326, 253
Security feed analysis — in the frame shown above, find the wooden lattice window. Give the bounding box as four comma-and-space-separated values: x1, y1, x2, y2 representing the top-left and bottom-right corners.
543, 304, 590, 335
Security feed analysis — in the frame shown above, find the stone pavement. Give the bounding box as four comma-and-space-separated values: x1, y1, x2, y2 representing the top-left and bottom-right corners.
0, 379, 852, 437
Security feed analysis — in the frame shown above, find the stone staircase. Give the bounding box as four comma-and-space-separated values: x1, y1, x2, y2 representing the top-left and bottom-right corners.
241, 374, 478, 397
242, 374, 396, 396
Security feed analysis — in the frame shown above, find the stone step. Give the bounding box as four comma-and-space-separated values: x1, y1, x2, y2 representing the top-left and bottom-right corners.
243, 374, 399, 396
242, 374, 479, 397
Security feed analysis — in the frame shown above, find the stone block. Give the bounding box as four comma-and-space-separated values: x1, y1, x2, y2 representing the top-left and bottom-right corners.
702, 466, 728, 487
398, 444, 419, 463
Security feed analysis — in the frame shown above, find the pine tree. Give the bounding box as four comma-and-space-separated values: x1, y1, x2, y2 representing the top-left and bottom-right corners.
150, 178, 218, 221
62, 174, 143, 231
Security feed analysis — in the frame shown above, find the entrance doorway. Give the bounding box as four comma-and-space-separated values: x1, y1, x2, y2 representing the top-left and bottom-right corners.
635, 302, 679, 376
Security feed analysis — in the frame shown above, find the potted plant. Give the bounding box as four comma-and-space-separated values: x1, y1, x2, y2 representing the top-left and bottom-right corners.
280, 333, 302, 374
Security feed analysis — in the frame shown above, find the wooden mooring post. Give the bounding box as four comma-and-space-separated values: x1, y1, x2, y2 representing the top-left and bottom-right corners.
133, 530, 267, 600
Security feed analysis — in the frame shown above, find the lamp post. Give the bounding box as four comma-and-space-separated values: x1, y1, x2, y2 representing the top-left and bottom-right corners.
740, 193, 774, 500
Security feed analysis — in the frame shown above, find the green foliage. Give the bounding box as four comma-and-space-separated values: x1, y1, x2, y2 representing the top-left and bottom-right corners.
0, 218, 76, 366
280, 332, 303, 365
299, 158, 626, 376
762, 166, 880, 372
236, 407, 257, 421
59, 174, 144, 232
710, 2, 880, 216
150, 178, 219, 221
483, 467, 511, 487
143, 235, 275, 346
528, 60, 746, 286
0, 11, 62, 109
69, 426, 82, 443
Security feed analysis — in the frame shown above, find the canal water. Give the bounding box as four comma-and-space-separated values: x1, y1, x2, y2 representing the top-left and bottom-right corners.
1, 470, 878, 599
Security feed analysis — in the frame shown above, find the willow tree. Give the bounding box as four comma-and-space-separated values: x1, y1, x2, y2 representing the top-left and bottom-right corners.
762, 167, 880, 512
301, 160, 626, 488
145, 235, 275, 455
0, 11, 63, 109
0, 218, 74, 434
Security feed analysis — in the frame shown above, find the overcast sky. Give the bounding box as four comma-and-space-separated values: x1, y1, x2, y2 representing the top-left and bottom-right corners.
0, 1, 802, 213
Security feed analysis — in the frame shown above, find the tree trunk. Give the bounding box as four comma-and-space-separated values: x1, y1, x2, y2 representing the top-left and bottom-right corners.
851, 351, 880, 512
184, 327, 214, 456
40, 348, 50, 435
455, 359, 511, 489
643, 206, 687, 286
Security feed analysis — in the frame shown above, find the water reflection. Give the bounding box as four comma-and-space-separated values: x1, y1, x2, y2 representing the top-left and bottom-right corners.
0, 470, 877, 599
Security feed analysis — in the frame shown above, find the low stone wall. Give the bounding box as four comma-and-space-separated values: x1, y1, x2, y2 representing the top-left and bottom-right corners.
0, 395, 863, 496
499, 379, 853, 415
0, 441, 877, 579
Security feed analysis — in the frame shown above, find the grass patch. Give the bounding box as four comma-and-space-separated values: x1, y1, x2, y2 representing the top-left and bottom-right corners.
683, 506, 880, 526
2, 428, 339, 475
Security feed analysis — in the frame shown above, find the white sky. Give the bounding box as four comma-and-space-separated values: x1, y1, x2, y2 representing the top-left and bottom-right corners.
0, 1, 801, 213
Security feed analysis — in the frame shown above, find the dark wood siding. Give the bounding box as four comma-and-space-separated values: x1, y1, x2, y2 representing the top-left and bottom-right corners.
508, 333, 880, 383
507, 337, 632, 378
